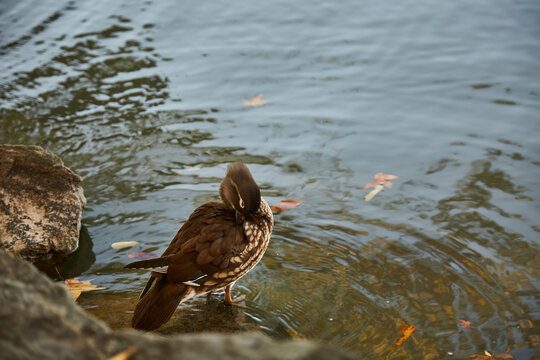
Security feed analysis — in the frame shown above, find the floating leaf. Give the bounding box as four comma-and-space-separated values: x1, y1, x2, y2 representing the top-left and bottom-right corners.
128, 247, 159, 260
109, 347, 135, 360
173, 167, 201, 174
271, 199, 304, 212
468, 351, 516, 360
459, 319, 472, 329
62, 278, 105, 301
362, 173, 399, 189
391, 324, 416, 348
363, 173, 398, 201
364, 184, 384, 201
111, 241, 139, 250
242, 94, 268, 107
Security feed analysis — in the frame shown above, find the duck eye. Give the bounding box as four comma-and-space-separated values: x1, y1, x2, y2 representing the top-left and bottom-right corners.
239, 198, 245, 208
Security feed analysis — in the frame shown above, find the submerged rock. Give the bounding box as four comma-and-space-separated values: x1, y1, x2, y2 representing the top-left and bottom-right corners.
0, 249, 356, 360
0, 145, 86, 262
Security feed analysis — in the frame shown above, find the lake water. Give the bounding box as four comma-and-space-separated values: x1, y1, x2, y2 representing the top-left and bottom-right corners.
1, 0, 540, 358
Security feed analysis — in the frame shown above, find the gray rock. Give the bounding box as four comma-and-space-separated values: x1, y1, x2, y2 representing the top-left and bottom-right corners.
0, 145, 86, 261
0, 249, 357, 360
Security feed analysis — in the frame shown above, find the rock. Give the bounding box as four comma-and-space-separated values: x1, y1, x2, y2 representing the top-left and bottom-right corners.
0, 145, 86, 262
0, 249, 357, 360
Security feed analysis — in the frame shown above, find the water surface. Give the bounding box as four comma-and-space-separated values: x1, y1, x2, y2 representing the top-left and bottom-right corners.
1, 0, 540, 358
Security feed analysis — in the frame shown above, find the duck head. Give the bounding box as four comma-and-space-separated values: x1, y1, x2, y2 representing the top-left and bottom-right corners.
219, 163, 261, 218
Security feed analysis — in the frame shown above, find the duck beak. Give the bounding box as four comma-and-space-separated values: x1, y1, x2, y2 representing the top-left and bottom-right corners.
235, 210, 245, 224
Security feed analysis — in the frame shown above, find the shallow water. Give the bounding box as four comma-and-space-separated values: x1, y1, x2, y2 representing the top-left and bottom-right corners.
1, 0, 540, 358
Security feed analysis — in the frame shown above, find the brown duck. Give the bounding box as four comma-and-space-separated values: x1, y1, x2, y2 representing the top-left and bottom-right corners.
125, 163, 274, 330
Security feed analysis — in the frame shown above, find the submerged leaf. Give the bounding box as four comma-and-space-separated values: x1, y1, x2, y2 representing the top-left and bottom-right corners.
271, 199, 304, 212
242, 94, 268, 107
62, 278, 105, 301
494, 354, 516, 359
391, 324, 416, 348
128, 247, 159, 260
459, 319, 472, 329
109, 347, 135, 360
468, 351, 516, 360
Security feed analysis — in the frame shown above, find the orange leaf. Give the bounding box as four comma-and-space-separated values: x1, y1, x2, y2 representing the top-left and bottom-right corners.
128, 247, 158, 260
242, 94, 268, 107
62, 278, 105, 301
494, 354, 516, 359
271, 199, 304, 212
109, 347, 135, 360
468, 351, 516, 359
362, 173, 399, 189
391, 324, 416, 348
459, 319, 472, 329
468, 355, 492, 360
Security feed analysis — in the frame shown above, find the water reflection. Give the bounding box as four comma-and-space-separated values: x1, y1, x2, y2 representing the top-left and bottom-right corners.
35, 226, 95, 278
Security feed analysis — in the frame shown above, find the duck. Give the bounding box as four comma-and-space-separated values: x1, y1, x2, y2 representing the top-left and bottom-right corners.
125, 162, 274, 330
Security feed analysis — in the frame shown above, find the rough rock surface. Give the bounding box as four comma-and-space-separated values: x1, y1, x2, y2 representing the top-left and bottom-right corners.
0, 145, 86, 261
0, 249, 357, 360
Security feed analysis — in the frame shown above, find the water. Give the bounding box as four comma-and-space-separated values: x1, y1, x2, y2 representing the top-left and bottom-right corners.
1, 0, 540, 358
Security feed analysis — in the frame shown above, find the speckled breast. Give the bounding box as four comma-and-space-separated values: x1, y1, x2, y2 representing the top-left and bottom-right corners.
201, 198, 274, 291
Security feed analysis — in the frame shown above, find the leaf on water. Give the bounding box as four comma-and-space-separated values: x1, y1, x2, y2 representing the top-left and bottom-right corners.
468, 353, 492, 360
111, 241, 139, 250
459, 319, 472, 329
363, 173, 398, 201
128, 247, 159, 260
494, 354, 516, 359
284, 327, 303, 339
364, 184, 384, 201
362, 173, 399, 189
391, 324, 416, 348
468, 351, 516, 360
173, 167, 201, 174
109, 347, 135, 360
62, 278, 105, 301
242, 94, 268, 107
271, 199, 305, 212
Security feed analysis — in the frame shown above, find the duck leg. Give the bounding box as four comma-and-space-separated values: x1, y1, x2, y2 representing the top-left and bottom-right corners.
224, 284, 246, 308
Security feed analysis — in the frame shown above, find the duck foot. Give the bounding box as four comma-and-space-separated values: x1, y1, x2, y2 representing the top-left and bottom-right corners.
224, 284, 247, 308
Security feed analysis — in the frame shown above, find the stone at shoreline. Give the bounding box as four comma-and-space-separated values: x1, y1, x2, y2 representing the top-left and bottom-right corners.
0, 249, 357, 360
0, 144, 86, 262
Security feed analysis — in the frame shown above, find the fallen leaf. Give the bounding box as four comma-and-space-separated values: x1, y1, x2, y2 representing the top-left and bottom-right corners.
109, 347, 135, 360
284, 327, 303, 339
364, 184, 384, 201
391, 324, 416, 348
459, 319, 472, 329
468, 351, 516, 360
173, 167, 201, 174
363, 173, 398, 201
242, 94, 268, 107
128, 247, 159, 260
111, 241, 139, 250
494, 354, 516, 359
271, 199, 305, 212
469, 354, 492, 360
62, 278, 105, 301
362, 173, 399, 189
